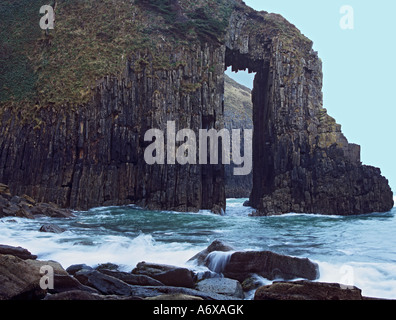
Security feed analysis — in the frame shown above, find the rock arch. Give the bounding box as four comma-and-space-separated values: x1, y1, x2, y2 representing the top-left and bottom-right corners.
224, 8, 393, 215
0, 1, 392, 215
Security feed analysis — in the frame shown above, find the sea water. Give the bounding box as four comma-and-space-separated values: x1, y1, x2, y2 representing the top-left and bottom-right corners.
1, 198, 396, 299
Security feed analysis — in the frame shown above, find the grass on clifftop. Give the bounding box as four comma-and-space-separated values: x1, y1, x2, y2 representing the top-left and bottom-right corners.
0, 0, 308, 123
1, 0, 148, 113
136, 0, 234, 42
0, 0, 235, 121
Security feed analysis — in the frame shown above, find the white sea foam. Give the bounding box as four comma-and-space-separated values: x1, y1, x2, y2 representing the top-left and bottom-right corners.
205, 251, 235, 273
1, 198, 396, 300
0, 219, 201, 271
268, 212, 343, 219
317, 261, 396, 299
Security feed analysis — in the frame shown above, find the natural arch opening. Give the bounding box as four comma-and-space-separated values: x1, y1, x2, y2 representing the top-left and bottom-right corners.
223, 67, 254, 199
225, 48, 272, 207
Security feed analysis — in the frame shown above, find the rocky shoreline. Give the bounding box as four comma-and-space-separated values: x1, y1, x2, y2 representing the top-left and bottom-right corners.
0, 241, 376, 301
0, 183, 386, 301
1, 1, 393, 217
0, 183, 73, 220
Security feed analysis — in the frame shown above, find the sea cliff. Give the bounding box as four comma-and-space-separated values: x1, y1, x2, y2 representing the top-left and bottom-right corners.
0, 0, 393, 215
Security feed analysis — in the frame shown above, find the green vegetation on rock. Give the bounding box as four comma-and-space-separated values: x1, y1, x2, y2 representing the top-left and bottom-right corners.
0, 0, 235, 120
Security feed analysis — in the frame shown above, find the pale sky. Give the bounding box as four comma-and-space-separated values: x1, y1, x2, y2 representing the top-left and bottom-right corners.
227, 0, 396, 194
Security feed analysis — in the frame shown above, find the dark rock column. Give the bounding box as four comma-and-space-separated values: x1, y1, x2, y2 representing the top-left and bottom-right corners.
225, 7, 393, 215
250, 66, 273, 208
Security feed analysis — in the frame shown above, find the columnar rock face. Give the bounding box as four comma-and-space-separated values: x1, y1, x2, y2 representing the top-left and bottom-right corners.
225, 6, 394, 215
0, 0, 393, 215
0, 44, 226, 212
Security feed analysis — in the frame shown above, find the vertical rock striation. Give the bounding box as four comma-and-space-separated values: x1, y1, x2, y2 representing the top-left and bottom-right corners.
0, 0, 393, 215
0, 43, 227, 212
225, 5, 394, 215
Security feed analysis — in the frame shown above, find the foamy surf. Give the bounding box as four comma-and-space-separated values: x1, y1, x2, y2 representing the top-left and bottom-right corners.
1, 199, 396, 299
0, 218, 201, 271
317, 261, 396, 300
205, 251, 235, 273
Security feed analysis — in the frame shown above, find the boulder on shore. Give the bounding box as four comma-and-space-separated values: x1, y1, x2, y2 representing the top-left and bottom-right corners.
195, 278, 244, 299
0, 244, 37, 260
74, 269, 134, 296
187, 240, 235, 266
222, 251, 319, 282
23, 259, 99, 295
0, 254, 46, 300
66, 264, 93, 276
254, 281, 364, 300
0, 184, 74, 219
188, 240, 319, 283
99, 269, 164, 287
132, 262, 195, 288
39, 224, 66, 234
0, 184, 11, 196
0, 244, 374, 301
29, 203, 74, 218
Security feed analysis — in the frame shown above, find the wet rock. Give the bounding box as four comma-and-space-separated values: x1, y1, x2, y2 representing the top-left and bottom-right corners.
10, 196, 22, 204
132, 262, 195, 288
205, 251, 235, 273
95, 263, 120, 272
39, 224, 66, 234
29, 203, 74, 218
0, 185, 74, 219
51, 274, 99, 295
27, 259, 76, 277
44, 290, 106, 301
193, 270, 222, 283
195, 278, 244, 299
223, 251, 319, 282
127, 285, 237, 300
0, 244, 37, 260
243, 200, 251, 207
100, 269, 164, 287
241, 276, 265, 292
0, 200, 34, 219
66, 264, 93, 276
0, 254, 46, 300
188, 240, 235, 266
0, 184, 11, 195
25, 259, 99, 295
74, 269, 134, 296
21, 194, 36, 206
254, 281, 364, 300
